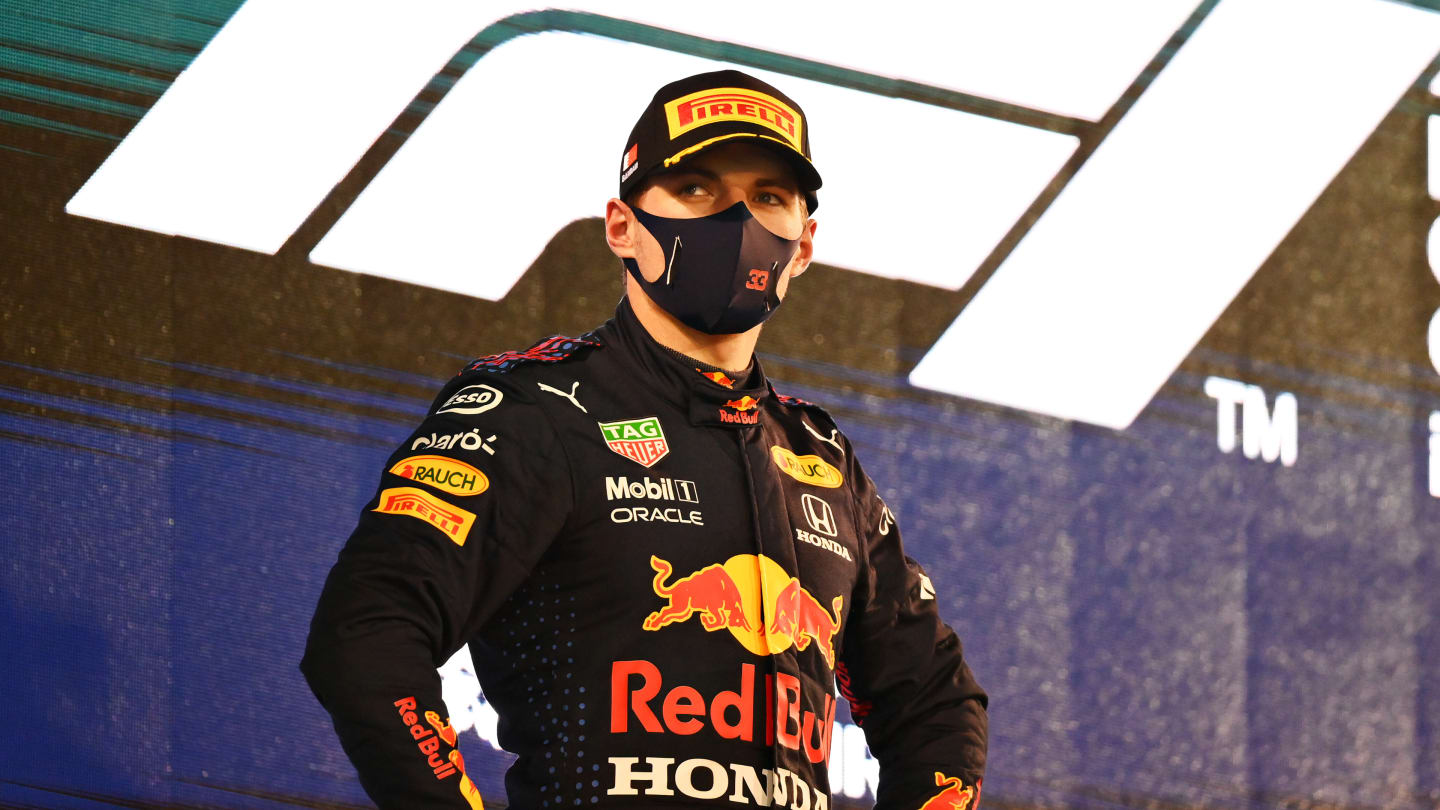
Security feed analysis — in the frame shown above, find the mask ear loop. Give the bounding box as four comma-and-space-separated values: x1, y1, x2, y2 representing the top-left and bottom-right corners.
665, 236, 682, 286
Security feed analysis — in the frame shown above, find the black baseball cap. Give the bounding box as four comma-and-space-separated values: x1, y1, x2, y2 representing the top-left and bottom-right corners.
618, 69, 822, 212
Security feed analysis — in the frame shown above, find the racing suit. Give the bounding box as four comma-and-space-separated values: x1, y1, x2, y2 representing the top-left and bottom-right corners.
300, 299, 987, 809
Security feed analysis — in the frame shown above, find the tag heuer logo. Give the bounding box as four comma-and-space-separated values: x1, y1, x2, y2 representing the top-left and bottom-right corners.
598, 416, 670, 468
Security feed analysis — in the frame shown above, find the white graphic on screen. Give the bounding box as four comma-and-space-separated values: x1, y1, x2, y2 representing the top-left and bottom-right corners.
1426, 112, 1440, 382
1423, 110, 1440, 500
1203, 376, 1298, 467
1430, 411, 1440, 499
64, 0, 1192, 254
64, 0, 1440, 432
910, 0, 1440, 429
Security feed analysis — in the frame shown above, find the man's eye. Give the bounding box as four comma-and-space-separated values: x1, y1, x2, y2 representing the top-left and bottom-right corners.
756, 191, 786, 206
679, 183, 709, 197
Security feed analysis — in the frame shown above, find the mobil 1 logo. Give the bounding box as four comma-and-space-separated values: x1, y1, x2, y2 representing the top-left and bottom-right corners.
605, 476, 698, 504
605, 475, 702, 527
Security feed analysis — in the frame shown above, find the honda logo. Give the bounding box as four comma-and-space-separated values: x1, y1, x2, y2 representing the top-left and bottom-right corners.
801, 493, 837, 538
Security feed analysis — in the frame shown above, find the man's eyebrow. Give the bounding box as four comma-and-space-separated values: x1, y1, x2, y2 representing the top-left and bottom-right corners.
754, 177, 799, 191
666, 166, 720, 182
662, 167, 799, 196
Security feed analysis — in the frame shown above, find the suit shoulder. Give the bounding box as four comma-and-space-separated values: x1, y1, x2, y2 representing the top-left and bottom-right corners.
423, 333, 602, 418
457, 332, 603, 377
773, 390, 838, 428
772, 387, 866, 464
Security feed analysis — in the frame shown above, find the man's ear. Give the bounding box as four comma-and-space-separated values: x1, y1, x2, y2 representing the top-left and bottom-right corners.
605, 198, 637, 260
786, 217, 819, 279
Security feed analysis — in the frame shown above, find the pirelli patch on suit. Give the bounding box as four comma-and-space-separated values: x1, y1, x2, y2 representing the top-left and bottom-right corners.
374, 486, 476, 546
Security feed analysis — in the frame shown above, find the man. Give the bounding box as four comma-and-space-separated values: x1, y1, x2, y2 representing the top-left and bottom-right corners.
301, 69, 987, 810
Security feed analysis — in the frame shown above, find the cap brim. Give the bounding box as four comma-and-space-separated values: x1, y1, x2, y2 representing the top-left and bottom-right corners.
661, 132, 821, 213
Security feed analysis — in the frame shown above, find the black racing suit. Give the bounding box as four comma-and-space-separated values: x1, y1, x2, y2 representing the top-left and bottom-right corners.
301, 299, 987, 809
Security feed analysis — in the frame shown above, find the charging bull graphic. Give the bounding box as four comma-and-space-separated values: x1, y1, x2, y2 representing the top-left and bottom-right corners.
768, 578, 843, 667
644, 555, 751, 631
643, 554, 843, 663
918, 772, 977, 810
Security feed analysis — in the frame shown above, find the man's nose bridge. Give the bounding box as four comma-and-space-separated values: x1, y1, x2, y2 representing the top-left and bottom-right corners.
716, 183, 749, 214
718, 189, 796, 240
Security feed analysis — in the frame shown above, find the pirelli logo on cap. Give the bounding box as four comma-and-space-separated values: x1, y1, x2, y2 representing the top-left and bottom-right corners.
663, 87, 802, 150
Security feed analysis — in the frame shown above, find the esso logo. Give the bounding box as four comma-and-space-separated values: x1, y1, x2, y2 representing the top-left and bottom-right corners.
437, 384, 503, 415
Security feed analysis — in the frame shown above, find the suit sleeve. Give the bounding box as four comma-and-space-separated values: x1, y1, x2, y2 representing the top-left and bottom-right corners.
836, 452, 988, 810
300, 374, 573, 809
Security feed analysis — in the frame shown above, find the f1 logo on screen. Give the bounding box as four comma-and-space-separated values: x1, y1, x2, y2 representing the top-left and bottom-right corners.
66, 0, 1440, 430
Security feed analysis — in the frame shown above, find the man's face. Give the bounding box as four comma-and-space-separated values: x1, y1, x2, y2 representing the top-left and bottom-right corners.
609, 140, 817, 306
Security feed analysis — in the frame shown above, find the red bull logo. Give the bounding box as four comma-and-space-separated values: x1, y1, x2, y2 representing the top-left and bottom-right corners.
918, 772, 977, 810
698, 369, 735, 388
643, 554, 842, 664
393, 697, 485, 808
644, 557, 751, 632
719, 395, 761, 424
767, 579, 843, 667
611, 659, 835, 765
719, 409, 759, 425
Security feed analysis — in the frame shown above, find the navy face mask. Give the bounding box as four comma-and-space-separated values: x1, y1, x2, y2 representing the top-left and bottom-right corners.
622, 201, 802, 335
